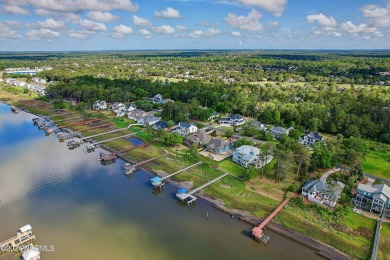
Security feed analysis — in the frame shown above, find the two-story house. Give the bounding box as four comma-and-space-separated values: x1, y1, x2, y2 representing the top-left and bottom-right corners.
300, 131, 325, 148
173, 122, 198, 136
219, 114, 246, 126
232, 145, 261, 168
302, 179, 345, 208
153, 121, 169, 131
152, 94, 168, 104
112, 102, 125, 113
268, 126, 292, 139
185, 130, 212, 147
355, 183, 390, 216
92, 100, 107, 111
206, 138, 233, 154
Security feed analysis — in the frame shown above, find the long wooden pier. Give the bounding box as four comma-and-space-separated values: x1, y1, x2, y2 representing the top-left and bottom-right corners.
51, 115, 83, 123
98, 141, 153, 164
45, 112, 75, 118
151, 162, 202, 189
46, 119, 100, 134
85, 131, 142, 152
252, 197, 291, 243
124, 155, 165, 175
176, 172, 229, 204
58, 123, 114, 142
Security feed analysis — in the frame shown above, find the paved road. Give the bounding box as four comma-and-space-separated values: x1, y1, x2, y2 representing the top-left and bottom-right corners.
336, 165, 390, 184
320, 168, 338, 182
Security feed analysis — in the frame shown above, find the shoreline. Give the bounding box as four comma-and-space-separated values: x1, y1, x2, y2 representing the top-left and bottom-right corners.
3, 100, 354, 260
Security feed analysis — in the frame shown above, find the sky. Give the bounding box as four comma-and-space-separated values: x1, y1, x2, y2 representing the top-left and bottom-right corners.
0, 0, 389, 51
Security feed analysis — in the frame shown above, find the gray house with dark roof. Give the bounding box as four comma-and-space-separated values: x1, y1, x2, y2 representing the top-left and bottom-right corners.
185, 130, 212, 146
219, 114, 246, 126
206, 138, 233, 154
300, 131, 325, 148
302, 179, 345, 208
355, 183, 390, 216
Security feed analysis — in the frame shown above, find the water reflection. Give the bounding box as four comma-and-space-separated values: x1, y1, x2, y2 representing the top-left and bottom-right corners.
0, 102, 322, 260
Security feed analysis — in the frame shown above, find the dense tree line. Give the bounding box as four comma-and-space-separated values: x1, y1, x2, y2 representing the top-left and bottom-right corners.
47, 75, 390, 143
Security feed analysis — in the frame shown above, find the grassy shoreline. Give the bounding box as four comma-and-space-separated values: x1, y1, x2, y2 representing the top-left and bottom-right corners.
0, 88, 377, 260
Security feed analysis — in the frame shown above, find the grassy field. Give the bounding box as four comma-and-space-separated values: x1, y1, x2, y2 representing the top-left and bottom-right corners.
218, 159, 246, 177
363, 152, 390, 180
276, 209, 375, 260
378, 222, 390, 260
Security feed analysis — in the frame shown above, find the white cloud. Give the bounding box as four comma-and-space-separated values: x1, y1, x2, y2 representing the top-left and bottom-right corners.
231, 31, 241, 37
1, 0, 139, 13
306, 13, 337, 27
78, 19, 107, 31
3, 20, 23, 28
234, 0, 287, 16
2, 5, 30, 15
112, 24, 133, 37
66, 29, 94, 39
0, 24, 23, 39
29, 18, 67, 30
153, 25, 176, 34
268, 20, 279, 27
139, 29, 151, 37
190, 28, 221, 38
132, 15, 151, 27
26, 29, 60, 40
224, 9, 263, 31
360, 3, 390, 27
340, 21, 378, 34
176, 25, 186, 31
155, 7, 181, 18
87, 11, 117, 22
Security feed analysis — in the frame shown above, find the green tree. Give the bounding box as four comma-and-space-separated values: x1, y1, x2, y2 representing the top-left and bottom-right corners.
246, 165, 257, 179
162, 132, 183, 146
234, 137, 254, 148
225, 129, 234, 138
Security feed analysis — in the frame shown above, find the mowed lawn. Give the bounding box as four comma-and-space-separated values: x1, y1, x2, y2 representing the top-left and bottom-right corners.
363, 152, 390, 180
378, 222, 390, 260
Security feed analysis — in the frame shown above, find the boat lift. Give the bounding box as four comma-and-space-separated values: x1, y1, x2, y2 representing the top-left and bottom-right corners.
151, 162, 202, 189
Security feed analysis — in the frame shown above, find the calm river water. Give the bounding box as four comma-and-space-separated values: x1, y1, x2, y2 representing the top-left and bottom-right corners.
0, 102, 322, 259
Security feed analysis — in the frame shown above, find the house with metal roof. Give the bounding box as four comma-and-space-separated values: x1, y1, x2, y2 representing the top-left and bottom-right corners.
355, 183, 390, 216
301, 179, 345, 208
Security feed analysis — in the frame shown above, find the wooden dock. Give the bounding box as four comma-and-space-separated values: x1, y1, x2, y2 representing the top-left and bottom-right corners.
176, 172, 229, 205
0, 225, 36, 253
124, 155, 165, 175
151, 162, 202, 189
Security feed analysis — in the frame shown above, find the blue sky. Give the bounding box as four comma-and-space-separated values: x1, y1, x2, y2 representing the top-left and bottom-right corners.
0, 0, 389, 51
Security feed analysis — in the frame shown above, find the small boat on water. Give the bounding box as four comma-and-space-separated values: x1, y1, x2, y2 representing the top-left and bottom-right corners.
10, 105, 19, 114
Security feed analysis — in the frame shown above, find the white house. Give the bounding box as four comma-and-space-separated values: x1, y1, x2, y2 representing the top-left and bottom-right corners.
140, 116, 161, 126
173, 122, 198, 136
269, 126, 292, 139
232, 145, 261, 168
152, 94, 168, 104
35, 86, 46, 96
208, 111, 220, 121
31, 77, 46, 84
92, 100, 107, 111
112, 102, 125, 113
300, 131, 325, 148
219, 114, 246, 126
302, 179, 345, 208
22, 246, 40, 260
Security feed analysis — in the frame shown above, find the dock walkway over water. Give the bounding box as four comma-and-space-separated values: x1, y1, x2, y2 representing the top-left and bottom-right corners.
252, 197, 291, 243
151, 162, 202, 189
85, 131, 142, 152
99, 141, 154, 164
0, 225, 36, 252
59, 123, 114, 142
176, 172, 229, 204
124, 155, 165, 175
